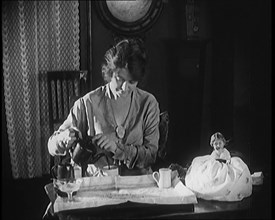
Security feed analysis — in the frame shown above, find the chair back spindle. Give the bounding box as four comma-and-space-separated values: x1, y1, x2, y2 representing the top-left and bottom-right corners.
47, 70, 88, 169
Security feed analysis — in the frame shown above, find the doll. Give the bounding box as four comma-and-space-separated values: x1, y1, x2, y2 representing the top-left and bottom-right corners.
210, 132, 231, 164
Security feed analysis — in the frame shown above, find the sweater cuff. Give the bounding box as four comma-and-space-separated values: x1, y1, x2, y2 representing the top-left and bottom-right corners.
48, 131, 66, 156
113, 143, 138, 169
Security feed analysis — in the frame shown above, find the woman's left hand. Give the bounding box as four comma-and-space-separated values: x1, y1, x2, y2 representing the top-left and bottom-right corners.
92, 133, 117, 153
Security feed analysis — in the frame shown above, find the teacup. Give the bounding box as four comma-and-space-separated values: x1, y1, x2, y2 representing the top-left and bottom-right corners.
152, 168, 171, 189
51, 164, 75, 197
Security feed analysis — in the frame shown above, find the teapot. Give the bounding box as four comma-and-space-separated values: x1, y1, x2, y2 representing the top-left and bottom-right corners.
71, 136, 112, 167
51, 135, 112, 180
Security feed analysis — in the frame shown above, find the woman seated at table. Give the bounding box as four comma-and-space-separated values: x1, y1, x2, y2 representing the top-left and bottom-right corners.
48, 38, 160, 176
170, 132, 252, 202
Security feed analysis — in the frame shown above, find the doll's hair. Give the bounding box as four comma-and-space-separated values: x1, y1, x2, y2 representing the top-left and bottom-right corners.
101, 38, 146, 83
210, 132, 229, 147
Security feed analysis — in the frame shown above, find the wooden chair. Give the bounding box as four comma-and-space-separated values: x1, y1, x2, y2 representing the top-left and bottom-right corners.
152, 111, 170, 171
47, 70, 88, 169
158, 111, 169, 159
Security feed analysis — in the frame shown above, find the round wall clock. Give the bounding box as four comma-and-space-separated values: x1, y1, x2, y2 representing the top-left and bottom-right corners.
95, 0, 163, 36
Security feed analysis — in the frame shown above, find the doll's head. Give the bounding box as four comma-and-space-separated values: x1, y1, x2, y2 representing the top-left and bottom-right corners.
210, 132, 228, 153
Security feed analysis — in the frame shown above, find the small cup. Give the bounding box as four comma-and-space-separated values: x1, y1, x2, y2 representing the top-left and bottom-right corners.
152, 168, 172, 189
102, 165, 119, 176
51, 164, 74, 180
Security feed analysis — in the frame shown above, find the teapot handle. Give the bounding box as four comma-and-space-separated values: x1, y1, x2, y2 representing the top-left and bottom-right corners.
51, 164, 58, 179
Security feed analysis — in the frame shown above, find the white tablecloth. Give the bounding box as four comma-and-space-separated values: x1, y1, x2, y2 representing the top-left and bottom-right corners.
54, 173, 197, 213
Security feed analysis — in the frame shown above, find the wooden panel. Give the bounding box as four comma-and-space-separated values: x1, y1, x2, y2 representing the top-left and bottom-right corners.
164, 40, 207, 165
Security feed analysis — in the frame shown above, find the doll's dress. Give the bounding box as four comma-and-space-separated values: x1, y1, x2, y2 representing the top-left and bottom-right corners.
185, 155, 252, 201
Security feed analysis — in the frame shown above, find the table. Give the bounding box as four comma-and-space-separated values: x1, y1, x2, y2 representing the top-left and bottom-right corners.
55, 196, 252, 220
52, 174, 270, 220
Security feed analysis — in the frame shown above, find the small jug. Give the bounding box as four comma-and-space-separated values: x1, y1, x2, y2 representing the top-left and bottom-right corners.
152, 168, 172, 189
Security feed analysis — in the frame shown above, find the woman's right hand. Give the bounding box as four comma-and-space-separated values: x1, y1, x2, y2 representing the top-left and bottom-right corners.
56, 127, 80, 153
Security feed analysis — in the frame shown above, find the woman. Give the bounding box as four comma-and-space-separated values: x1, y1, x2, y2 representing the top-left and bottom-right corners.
48, 38, 160, 176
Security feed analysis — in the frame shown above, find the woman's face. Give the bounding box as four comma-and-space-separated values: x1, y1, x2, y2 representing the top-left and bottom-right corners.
110, 67, 137, 92
213, 139, 225, 152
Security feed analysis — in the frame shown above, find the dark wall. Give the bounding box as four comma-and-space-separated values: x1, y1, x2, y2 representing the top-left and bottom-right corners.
86, 0, 271, 170
242, 1, 271, 172
90, 0, 190, 109
89, 0, 209, 164
1, 0, 271, 179
207, 0, 271, 173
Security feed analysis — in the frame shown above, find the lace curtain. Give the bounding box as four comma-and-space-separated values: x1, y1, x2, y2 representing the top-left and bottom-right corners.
2, 1, 80, 178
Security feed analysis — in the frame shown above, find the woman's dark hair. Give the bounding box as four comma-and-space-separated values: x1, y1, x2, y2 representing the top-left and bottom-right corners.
101, 38, 146, 83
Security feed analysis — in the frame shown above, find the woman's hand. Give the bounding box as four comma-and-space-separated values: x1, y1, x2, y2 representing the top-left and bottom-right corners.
92, 133, 117, 153
56, 127, 80, 152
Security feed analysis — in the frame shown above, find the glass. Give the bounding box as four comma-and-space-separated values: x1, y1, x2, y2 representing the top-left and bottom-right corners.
53, 178, 83, 202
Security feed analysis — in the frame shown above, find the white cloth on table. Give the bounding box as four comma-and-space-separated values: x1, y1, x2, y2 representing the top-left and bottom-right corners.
185, 155, 252, 201
53, 174, 197, 213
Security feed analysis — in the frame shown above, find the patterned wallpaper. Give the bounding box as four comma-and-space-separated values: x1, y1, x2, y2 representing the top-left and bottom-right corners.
2, 1, 80, 178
